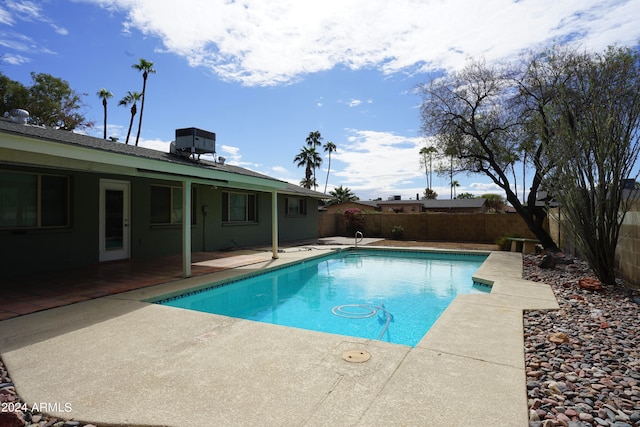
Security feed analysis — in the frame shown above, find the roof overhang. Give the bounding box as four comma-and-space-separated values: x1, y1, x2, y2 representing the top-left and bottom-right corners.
0, 131, 286, 192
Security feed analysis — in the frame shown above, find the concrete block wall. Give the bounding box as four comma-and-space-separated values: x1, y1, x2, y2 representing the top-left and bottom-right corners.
318, 212, 537, 243
548, 201, 640, 287
617, 205, 640, 286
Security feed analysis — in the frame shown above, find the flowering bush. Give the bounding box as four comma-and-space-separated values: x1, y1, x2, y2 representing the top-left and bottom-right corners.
343, 208, 365, 236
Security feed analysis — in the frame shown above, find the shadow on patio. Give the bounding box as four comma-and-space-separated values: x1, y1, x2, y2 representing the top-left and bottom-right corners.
0, 249, 274, 321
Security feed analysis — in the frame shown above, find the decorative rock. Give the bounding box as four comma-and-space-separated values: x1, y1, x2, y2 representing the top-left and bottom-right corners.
548, 332, 570, 344
0, 411, 26, 427
539, 254, 557, 269
578, 277, 603, 291
578, 412, 594, 422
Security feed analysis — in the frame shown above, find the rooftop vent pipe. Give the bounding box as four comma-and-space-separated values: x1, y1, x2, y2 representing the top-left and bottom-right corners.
8, 109, 29, 124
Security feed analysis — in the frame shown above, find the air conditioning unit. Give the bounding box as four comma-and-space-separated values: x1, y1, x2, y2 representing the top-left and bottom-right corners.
175, 127, 216, 156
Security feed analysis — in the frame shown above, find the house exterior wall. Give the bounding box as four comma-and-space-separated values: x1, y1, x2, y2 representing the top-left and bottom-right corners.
1, 165, 99, 275
1, 165, 319, 277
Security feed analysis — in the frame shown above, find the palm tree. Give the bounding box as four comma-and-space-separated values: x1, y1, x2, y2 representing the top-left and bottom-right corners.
118, 91, 141, 144
132, 58, 156, 146
451, 180, 460, 199
305, 131, 323, 189
323, 141, 336, 194
294, 146, 322, 189
327, 185, 358, 205
97, 88, 113, 139
419, 145, 438, 190
305, 130, 323, 148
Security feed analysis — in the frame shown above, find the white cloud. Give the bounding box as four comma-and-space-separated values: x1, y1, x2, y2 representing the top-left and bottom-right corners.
137, 137, 170, 152
468, 182, 503, 194
4, 0, 68, 35
0, 7, 14, 25
330, 129, 424, 199
81, 0, 639, 86
0, 53, 29, 65
348, 99, 362, 108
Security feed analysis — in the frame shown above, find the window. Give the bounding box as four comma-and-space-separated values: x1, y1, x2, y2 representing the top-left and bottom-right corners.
285, 197, 306, 215
222, 191, 257, 222
0, 171, 70, 229
150, 185, 196, 225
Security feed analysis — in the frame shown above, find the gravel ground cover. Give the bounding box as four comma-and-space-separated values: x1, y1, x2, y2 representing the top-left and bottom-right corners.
523, 253, 640, 427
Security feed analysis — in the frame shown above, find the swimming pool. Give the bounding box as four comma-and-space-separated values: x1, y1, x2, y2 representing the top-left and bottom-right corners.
158, 249, 489, 347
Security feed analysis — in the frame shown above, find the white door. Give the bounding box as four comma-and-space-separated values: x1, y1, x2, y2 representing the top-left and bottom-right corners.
99, 179, 131, 262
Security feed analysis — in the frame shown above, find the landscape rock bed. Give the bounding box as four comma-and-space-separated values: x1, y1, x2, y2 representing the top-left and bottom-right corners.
523, 253, 640, 427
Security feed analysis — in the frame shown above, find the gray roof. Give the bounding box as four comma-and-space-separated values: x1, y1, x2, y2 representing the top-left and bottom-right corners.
281, 183, 330, 199
0, 118, 326, 199
422, 198, 488, 209
375, 198, 488, 209
0, 118, 275, 181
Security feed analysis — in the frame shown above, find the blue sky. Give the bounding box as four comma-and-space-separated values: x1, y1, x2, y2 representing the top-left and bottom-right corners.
1, 0, 639, 201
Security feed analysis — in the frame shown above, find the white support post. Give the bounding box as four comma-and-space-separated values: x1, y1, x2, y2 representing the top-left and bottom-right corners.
183, 179, 192, 277
272, 190, 279, 259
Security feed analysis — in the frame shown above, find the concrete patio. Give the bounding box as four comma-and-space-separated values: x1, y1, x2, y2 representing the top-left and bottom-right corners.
0, 247, 559, 426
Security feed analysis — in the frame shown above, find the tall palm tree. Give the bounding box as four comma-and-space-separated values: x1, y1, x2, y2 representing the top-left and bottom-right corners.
305, 131, 323, 189
132, 58, 156, 146
118, 91, 141, 145
294, 146, 322, 189
97, 88, 113, 139
419, 145, 438, 190
323, 141, 336, 194
305, 130, 323, 148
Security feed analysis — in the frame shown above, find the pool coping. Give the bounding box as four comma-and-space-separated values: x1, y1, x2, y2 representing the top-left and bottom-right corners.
0, 247, 559, 426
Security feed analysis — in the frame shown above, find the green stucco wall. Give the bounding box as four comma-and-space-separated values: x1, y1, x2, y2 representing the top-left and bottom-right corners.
1, 165, 319, 277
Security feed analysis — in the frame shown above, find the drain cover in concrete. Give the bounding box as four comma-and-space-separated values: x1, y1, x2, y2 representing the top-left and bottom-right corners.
342, 350, 371, 363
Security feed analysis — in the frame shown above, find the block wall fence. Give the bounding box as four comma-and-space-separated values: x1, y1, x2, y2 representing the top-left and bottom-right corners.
319, 208, 639, 287
548, 201, 640, 287
318, 212, 537, 244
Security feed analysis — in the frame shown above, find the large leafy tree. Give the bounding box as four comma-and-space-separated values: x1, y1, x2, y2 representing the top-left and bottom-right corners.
422, 188, 438, 199
418, 60, 559, 250
118, 91, 141, 145
323, 140, 337, 194
529, 46, 640, 285
97, 88, 113, 139
132, 58, 156, 146
1, 72, 90, 130
0, 73, 29, 113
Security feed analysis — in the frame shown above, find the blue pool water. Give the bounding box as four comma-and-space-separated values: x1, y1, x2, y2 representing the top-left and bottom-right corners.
158, 249, 489, 347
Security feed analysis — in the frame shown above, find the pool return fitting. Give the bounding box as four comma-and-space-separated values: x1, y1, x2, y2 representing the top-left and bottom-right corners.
331, 302, 394, 341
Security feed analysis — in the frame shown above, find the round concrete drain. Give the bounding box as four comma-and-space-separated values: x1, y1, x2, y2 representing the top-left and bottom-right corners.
342, 350, 371, 363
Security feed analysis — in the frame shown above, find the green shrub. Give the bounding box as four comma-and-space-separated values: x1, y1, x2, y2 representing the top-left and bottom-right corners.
391, 225, 404, 240
496, 233, 521, 251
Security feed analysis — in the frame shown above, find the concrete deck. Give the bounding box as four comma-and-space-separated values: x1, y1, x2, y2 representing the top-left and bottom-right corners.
0, 248, 559, 426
